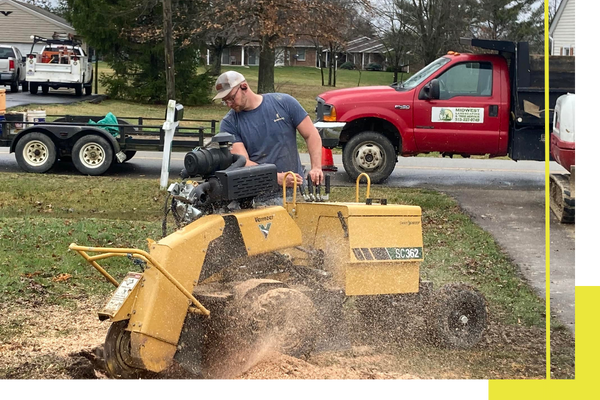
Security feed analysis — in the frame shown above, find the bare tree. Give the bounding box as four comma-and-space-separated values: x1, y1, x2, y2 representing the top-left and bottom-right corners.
370, 0, 412, 83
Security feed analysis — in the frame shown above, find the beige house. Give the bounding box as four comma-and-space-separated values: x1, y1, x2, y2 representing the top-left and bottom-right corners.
0, 0, 82, 56
549, 0, 575, 56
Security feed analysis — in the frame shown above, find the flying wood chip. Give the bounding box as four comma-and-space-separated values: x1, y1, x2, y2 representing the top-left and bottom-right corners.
52, 273, 73, 282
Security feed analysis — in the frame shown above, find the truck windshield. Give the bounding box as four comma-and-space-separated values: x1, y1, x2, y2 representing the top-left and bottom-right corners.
398, 57, 451, 90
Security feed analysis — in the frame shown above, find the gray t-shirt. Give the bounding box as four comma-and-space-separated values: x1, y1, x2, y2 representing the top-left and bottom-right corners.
219, 93, 308, 176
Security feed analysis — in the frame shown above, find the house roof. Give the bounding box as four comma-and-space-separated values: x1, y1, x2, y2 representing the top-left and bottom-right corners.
1, 0, 74, 30
345, 37, 385, 53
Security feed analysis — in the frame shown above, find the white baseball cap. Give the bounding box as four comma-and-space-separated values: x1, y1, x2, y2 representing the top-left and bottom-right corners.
213, 71, 246, 100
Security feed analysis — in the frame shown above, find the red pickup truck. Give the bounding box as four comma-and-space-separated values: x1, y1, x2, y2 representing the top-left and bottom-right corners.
316, 38, 575, 183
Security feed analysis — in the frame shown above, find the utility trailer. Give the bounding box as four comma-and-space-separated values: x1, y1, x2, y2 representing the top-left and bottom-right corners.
0, 114, 217, 175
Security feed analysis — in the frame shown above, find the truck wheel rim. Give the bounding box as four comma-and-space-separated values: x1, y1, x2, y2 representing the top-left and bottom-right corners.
23, 140, 49, 166
79, 143, 105, 168
354, 142, 384, 171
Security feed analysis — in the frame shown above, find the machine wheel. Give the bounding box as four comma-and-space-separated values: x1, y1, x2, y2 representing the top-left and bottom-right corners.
342, 131, 397, 184
21, 81, 29, 91
75, 83, 83, 96
549, 174, 575, 223
10, 81, 19, 92
104, 320, 147, 379
72, 134, 114, 175
29, 83, 38, 94
249, 287, 317, 357
41, 85, 49, 95
427, 283, 488, 349
14, 132, 57, 173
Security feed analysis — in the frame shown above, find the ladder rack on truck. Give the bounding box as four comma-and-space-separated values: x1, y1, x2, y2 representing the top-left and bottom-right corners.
0, 114, 218, 175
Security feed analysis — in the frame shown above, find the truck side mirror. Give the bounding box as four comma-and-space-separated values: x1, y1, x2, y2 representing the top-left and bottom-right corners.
418, 79, 441, 101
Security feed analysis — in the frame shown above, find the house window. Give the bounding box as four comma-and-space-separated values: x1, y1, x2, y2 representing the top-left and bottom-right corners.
295, 48, 306, 61
560, 46, 579, 56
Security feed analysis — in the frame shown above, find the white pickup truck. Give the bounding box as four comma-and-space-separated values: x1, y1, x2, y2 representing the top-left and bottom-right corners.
0, 45, 28, 92
25, 35, 93, 96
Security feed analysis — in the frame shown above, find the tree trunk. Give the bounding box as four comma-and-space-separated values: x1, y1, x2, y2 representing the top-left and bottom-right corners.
162, 0, 176, 101
211, 47, 223, 76
258, 36, 275, 94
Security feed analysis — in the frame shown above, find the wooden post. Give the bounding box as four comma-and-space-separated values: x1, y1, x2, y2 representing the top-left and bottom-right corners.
162, 0, 176, 101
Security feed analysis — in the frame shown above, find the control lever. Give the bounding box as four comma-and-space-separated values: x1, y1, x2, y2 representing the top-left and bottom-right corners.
322, 175, 330, 201
298, 183, 309, 201
307, 175, 315, 202
315, 180, 322, 201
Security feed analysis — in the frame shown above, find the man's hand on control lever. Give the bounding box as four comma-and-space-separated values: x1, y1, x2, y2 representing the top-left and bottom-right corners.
308, 167, 324, 186
277, 168, 324, 188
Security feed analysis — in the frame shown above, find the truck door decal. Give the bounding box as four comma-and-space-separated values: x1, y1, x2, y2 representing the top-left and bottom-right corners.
432, 107, 484, 123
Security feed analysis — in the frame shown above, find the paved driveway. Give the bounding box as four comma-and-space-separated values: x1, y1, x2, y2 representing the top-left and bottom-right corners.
3, 86, 102, 108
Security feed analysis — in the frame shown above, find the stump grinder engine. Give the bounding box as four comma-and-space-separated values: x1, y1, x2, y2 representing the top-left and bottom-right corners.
70, 132, 488, 379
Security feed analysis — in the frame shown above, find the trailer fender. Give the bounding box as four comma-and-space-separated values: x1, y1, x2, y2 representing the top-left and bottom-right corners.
10, 125, 121, 155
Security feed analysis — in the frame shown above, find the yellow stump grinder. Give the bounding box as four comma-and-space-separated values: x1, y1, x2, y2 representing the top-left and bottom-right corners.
70, 133, 488, 378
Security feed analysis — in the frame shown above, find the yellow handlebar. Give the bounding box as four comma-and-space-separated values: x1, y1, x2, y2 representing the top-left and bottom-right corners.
355, 173, 371, 202
282, 171, 298, 206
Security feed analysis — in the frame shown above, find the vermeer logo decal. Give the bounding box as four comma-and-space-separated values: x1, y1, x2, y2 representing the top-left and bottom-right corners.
432, 107, 484, 123
258, 222, 272, 239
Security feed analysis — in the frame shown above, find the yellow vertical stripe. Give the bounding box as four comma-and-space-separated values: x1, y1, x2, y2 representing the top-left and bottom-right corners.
544, 0, 551, 380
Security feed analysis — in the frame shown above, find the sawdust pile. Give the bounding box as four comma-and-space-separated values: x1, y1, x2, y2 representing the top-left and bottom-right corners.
0, 298, 573, 380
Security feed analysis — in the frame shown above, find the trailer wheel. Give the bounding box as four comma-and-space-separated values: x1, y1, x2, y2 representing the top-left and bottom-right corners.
249, 287, 317, 357
72, 134, 114, 175
342, 131, 396, 183
427, 283, 488, 349
75, 84, 83, 97
104, 321, 148, 379
41, 85, 49, 95
124, 151, 137, 162
21, 81, 29, 91
29, 83, 38, 94
15, 132, 57, 173
85, 84, 92, 96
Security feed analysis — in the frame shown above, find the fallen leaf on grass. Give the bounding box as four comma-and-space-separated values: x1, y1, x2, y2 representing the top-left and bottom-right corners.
52, 273, 73, 283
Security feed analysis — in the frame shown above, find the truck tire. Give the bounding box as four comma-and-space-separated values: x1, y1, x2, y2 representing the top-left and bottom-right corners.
10, 81, 19, 93
342, 131, 397, 183
15, 132, 57, 173
21, 81, 29, 91
72, 134, 114, 175
75, 84, 83, 97
30, 84, 38, 94
41, 85, 49, 95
